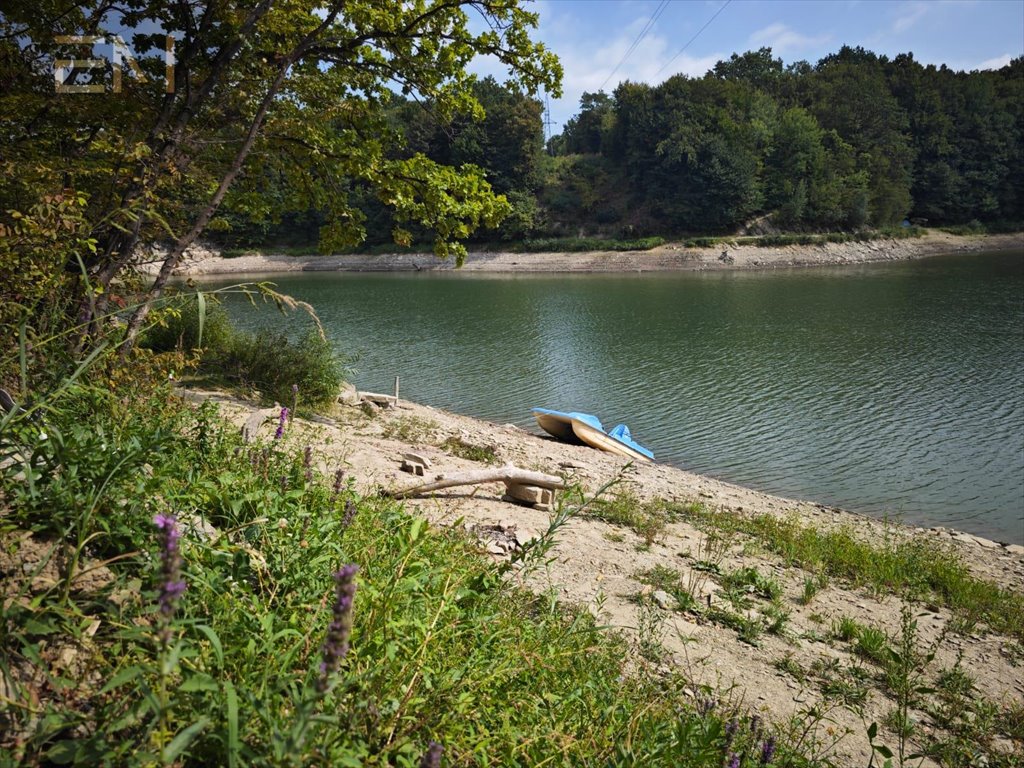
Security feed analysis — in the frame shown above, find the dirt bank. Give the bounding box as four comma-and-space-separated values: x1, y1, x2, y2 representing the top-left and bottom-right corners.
160, 231, 1022, 277
189, 388, 1024, 767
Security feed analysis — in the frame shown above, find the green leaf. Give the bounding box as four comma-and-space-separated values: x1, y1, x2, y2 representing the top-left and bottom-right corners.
867, 722, 878, 740
163, 717, 211, 763
100, 666, 142, 694
45, 740, 78, 764
181, 672, 219, 692
409, 517, 425, 543
196, 624, 224, 668
196, 291, 206, 348
225, 680, 240, 768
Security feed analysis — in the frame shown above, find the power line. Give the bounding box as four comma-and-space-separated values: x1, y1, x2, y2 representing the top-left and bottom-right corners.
598, 0, 671, 92
654, 0, 732, 78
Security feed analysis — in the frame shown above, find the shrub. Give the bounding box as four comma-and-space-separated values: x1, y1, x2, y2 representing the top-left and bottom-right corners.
218, 328, 347, 409
142, 295, 235, 356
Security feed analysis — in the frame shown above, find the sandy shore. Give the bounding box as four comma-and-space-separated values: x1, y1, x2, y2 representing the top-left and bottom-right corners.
160, 231, 1023, 277
189, 388, 1024, 767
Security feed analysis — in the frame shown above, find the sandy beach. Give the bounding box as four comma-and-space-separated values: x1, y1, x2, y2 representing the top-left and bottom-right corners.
155, 230, 1023, 277
191, 388, 1024, 767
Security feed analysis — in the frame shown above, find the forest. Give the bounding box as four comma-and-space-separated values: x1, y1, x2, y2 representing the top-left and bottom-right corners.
227, 46, 1023, 249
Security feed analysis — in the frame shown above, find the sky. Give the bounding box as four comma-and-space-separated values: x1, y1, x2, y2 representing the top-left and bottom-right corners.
475, 0, 1024, 137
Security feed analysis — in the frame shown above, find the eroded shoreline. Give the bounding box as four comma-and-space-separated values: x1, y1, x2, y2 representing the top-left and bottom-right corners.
158, 231, 1023, 277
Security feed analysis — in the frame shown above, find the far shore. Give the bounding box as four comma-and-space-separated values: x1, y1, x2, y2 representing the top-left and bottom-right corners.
156, 230, 1023, 277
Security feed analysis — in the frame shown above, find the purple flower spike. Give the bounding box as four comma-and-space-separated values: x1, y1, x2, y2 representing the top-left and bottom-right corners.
418, 741, 443, 768
316, 564, 358, 693
341, 499, 358, 531
153, 513, 186, 643
330, 468, 345, 502
726, 753, 740, 768
725, 717, 739, 746
274, 407, 289, 439
760, 735, 776, 765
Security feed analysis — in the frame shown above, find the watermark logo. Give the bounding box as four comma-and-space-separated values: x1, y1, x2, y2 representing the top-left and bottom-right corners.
54, 35, 174, 94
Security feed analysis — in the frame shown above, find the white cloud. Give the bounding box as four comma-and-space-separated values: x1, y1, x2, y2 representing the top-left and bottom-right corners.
891, 2, 929, 34
975, 53, 1012, 70
536, 9, 725, 129
747, 22, 831, 55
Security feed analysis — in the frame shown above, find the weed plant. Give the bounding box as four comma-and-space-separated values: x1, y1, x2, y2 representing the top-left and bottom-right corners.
671, 504, 1024, 641
587, 491, 670, 547
439, 436, 498, 464
1, 374, 807, 767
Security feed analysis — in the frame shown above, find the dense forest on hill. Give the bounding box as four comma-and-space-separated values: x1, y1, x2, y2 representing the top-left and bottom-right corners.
217, 46, 1023, 249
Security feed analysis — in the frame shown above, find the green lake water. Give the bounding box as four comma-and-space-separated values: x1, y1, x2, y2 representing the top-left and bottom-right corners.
208, 249, 1024, 543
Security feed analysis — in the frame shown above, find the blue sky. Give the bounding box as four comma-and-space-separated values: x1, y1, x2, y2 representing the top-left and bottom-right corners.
480, 0, 1024, 135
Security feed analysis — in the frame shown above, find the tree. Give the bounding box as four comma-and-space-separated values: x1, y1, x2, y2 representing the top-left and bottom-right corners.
0, 1, 561, 352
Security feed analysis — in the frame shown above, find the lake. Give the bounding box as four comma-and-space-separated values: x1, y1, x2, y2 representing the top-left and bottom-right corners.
207, 249, 1024, 544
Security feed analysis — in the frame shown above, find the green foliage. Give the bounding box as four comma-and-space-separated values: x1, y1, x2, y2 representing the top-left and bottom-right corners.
721, 566, 784, 602
440, 436, 498, 464
672, 502, 1024, 641
142, 297, 235, 357
587, 492, 670, 546
216, 329, 347, 410
516, 235, 665, 252
2, 374, 810, 767
380, 415, 439, 442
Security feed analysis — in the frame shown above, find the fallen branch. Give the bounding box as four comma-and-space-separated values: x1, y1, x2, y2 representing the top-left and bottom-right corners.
388, 464, 566, 500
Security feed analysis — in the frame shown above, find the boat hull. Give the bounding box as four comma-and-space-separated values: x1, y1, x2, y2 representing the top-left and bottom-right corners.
570, 419, 654, 463
532, 409, 579, 442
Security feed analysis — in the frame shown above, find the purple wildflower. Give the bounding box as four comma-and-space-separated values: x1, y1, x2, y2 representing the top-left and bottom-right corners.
341, 499, 358, 532
316, 564, 358, 693
760, 736, 776, 765
418, 741, 443, 768
303, 445, 313, 484
726, 753, 740, 768
274, 407, 289, 439
330, 468, 345, 502
698, 696, 717, 716
749, 714, 761, 737
725, 717, 739, 747
153, 513, 186, 644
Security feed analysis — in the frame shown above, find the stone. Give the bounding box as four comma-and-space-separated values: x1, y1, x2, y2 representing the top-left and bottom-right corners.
337, 382, 360, 406
503, 482, 553, 506
1004, 544, 1024, 557
400, 460, 425, 476
402, 451, 432, 469
514, 527, 538, 548
652, 590, 675, 610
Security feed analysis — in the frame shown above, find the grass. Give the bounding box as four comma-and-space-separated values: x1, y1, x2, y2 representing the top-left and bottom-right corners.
440, 436, 498, 464
681, 227, 927, 249
669, 502, 1024, 642
380, 415, 438, 442
586, 491, 670, 547
2, 373, 814, 767
635, 565, 697, 612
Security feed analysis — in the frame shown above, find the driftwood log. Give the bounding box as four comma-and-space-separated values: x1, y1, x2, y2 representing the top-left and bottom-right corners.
388, 464, 565, 500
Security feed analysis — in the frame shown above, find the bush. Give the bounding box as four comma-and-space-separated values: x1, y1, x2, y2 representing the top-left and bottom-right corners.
217, 328, 346, 409
142, 296, 235, 356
